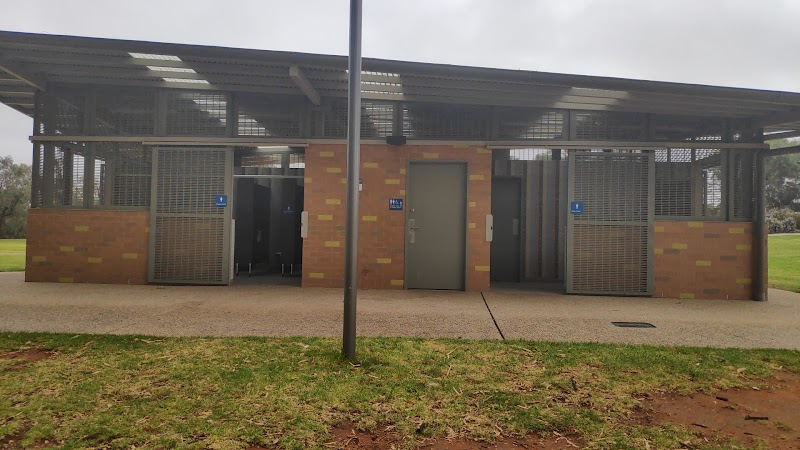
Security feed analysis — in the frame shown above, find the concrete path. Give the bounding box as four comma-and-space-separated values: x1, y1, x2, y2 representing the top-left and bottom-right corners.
1, 272, 799, 349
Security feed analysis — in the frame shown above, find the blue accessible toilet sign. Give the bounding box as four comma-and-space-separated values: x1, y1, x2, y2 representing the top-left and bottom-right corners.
215, 194, 228, 207
570, 201, 584, 215
389, 198, 403, 211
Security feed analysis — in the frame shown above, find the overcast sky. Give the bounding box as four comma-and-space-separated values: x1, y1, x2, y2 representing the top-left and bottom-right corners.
1, 0, 799, 165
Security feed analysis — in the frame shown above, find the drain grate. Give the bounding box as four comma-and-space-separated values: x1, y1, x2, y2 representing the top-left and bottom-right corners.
612, 322, 656, 328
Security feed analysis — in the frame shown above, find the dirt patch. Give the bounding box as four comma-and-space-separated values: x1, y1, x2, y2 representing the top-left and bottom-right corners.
328, 422, 580, 449
1, 348, 56, 370
640, 371, 800, 449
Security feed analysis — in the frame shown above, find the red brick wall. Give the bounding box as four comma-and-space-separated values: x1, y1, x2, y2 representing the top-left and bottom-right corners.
26, 209, 149, 284
653, 221, 756, 300
302, 144, 492, 291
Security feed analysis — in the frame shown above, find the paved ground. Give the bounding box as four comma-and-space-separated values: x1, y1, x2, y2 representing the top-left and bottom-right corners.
1, 272, 799, 349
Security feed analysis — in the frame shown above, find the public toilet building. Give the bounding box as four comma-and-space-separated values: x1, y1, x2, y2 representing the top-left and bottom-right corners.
2, 31, 799, 300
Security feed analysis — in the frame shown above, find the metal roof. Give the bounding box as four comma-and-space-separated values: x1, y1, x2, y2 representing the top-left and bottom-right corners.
1, 30, 799, 138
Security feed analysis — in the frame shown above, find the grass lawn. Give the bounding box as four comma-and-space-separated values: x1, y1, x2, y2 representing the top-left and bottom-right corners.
1, 333, 799, 449
768, 234, 800, 292
0, 239, 25, 272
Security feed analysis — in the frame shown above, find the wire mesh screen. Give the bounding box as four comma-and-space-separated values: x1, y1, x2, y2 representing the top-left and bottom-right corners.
508, 148, 554, 161
652, 115, 724, 142
150, 147, 231, 284
69, 152, 85, 206
51, 144, 67, 207
309, 99, 394, 138
402, 103, 489, 139
32, 144, 44, 207
696, 149, 723, 218
237, 94, 301, 137
574, 111, 644, 141
93, 156, 106, 207
95, 87, 155, 135
497, 108, 565, 140
730, 151, 754, 220
107, 144, 152, 208
567, 152, 652, 295
654, 148, 726, 218
166, 91, 228, 136
52, 92, 85, 135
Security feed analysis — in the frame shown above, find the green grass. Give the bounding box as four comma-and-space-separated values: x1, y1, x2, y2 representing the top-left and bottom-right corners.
1, 333, 798, 449
0, 239, 25, 272
768, 234, 800, 292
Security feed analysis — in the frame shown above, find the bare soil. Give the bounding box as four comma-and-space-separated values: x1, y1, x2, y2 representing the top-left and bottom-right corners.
0, 348, 55, 371
639, 371, 800, 449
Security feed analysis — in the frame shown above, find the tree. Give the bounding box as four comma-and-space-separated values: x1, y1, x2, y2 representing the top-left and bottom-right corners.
766, 139, 800, 211
0, 156, 31, 238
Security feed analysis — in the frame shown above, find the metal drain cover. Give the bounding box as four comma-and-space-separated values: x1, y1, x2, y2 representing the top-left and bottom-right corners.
612, 322, 656, 328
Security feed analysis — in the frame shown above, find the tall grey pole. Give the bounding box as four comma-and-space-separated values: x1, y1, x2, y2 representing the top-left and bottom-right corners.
343, 0, 362, 359
754, 150, 767, 301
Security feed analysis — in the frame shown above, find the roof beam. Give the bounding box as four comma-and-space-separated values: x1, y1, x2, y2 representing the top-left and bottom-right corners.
764, 130, 800, 141
766, 144, 800, 156
0, 53, 45, 90
289, 65, 320, 105
753, 110, 800, 128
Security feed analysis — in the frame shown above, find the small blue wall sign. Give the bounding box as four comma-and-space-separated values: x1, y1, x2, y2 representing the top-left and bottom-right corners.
283, 206, 295, 215
215, 194, 228, 207
570, 201, 584, 215
389, 198, 403, 211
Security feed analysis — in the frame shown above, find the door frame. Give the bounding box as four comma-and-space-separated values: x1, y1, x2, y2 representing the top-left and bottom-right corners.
490, 175, 523, 283
403, 160, 470, 290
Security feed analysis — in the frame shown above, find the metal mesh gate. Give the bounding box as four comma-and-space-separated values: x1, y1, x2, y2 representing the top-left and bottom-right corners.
567, 151, 654, 295
149, 147, 233, 284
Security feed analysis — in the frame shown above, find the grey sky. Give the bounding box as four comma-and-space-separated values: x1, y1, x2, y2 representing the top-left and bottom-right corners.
1, 0, 799, 165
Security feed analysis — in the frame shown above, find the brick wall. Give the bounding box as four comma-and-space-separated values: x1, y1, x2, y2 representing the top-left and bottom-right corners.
302, 144, 492, 291
653, 221, 756, 300
26, 209, 149, 284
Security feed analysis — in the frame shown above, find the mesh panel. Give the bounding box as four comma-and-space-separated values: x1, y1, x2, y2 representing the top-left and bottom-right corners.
93, 156, 106, 207
104, 143, 151, 208
497, 108, 565, 140
652, 115, 724, 141
309, 99, 394, 138
508, 148, 553, 161
402, 103, 489, 139
654, 148, 692, 217
237, 94, 301, 137
151, 148, 230, 284
361, 101, 394, 138
52, 92, 84, 135
574, 111, 643, 141
731, 151, 753, 220
52, 144, 66, 207
568, 152, 651, 295
33, 144, 44, 207
241, 153, 282, 168
696, 149, 723, 218
69, 153, 85, 206
96, 87, 155, 135
166, 91, 228, 136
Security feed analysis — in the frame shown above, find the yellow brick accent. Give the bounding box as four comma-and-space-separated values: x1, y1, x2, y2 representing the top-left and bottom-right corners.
469, 174, 485, 181
385, 179, 400, 185
671, 243, 687, 249
88, 257, 103, 264
326, 167, 342, 174
32, 256, 46, 262
474, 265, 490, 272
325, 199, 341, 205
695, 260, 712, 267
145, 227, 150, 233
363, 162, 379, 169
688, 222, 704, 228
74, 225, 89, 232
469, 201, 477, 208
728, 227, 745, 234
423, 152, 439, 159
654, 226, 665, 233
318, 215, 333, 221
59, 246, 75, 253
399, 190, 406, 195
362, 215, 378, 222
736, 244, 752, 251
468, 222, 476, 229
390, 279, 405, 286
58, 277, 74, 283
376, 258, 392, 264
122, 253, 138, 260
309, 272, 325, 279
340, 178, 347, 184
736, 278, 752, 285
304, 177, 313, 183
320, 151, 334, 157
324, 241, 340, 248
654, 248, 664, 255
477, 148, 492, 154
400, 168, 406, 174
679, 293, 695, 299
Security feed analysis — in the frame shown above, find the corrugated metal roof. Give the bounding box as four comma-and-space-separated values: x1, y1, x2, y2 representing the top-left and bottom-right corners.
1, 30, 798, 136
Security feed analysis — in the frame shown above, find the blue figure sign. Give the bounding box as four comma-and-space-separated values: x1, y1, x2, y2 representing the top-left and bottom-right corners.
570, 201, 584, 215
215, 194, 228, 207
283, 206, 295, 215
389, 198, 403, 211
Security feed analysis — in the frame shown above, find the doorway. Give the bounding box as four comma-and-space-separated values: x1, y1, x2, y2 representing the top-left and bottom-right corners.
490, 178, 521, 282
405, 162, 467, 290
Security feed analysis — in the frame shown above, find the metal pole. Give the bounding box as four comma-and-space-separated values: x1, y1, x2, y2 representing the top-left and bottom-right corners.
343, 0, 363, 359
754, 150, 767, 301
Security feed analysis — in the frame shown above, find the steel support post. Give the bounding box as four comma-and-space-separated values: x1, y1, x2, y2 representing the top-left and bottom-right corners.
343, 0, 363, 359
754, 150, 767, 301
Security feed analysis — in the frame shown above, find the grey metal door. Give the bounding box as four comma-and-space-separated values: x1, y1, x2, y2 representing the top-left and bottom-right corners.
405, 162, 467, 290
491, 178, 521, 282
566, 151, 654, 295
149, 147, 233, 285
